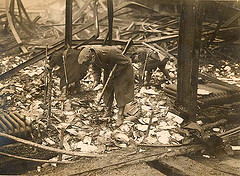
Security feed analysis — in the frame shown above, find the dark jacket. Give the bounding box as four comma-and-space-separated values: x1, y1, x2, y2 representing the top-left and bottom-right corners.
49, 48, 88, 88
92, 46, 134, 107
136, 48, 170, 78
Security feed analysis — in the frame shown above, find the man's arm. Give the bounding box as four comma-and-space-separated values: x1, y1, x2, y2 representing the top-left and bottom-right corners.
92, 63, 101, 87
110, 49, 131, 76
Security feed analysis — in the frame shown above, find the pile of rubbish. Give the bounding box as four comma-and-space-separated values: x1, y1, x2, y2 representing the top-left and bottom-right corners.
0, 0, 240, 167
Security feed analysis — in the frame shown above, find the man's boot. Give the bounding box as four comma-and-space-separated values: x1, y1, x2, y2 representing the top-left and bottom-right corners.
116, 106, 125, 127
102, 106, 113, 120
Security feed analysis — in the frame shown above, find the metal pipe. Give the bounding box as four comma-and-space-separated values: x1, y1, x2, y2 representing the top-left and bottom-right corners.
47, 68, 53, 127
65, 0, 72, 48
103, 0, 113, 46
44, 44, 48, 104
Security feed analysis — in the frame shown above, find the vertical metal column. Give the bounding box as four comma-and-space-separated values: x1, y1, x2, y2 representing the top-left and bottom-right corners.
177, 0, 203, 120
107, 0, 113, 45
103, 0, 113, 46
65, 0, 72, 48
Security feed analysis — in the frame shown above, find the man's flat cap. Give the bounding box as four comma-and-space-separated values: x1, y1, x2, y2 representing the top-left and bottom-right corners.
78, 47, 92, 65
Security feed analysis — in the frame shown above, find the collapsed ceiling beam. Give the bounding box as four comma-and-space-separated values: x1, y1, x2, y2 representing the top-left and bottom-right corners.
0, 2, 156, 81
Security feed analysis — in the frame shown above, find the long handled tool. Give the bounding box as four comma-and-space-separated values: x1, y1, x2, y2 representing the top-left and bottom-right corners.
97, 38, 133, 104
140, 51, 149, 87
62, 50, 69, 95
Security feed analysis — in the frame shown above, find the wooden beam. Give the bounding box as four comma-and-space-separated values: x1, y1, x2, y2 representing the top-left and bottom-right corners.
65, 0, 73, 48
222, 10, 240, 28
176, 0, 203, 120
107, 0, 113, 45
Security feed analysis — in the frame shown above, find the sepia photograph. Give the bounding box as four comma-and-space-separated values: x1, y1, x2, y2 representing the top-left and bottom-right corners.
0, 0, 240, 175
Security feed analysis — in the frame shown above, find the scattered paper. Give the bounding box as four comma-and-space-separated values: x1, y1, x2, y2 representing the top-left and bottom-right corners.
136, 124, 148, 132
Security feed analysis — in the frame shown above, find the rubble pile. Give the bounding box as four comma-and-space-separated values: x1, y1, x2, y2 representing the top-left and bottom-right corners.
199, 33, 240, 88
0, 1, 240, 171
0, 34, 184, 153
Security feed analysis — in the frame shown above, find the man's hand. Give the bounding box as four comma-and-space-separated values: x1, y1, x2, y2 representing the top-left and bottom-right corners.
59, 93, 67, 101
93, 81, 100, 88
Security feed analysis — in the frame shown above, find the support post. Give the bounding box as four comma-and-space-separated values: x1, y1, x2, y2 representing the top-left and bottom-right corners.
107, 0, 113, 45
176, 0, 203, 121
16, 0, 22, 24
65, 0, 72, 48
103, 0, 113, 45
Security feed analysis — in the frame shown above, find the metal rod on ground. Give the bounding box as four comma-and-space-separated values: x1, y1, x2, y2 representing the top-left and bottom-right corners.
58, 127, 65, 161
0, 151, 73, 164
44, 44, 48, 104
145, 110, 154, 138
218, 125, 240, 138
62, 51, 69, 96
97, 38, 133, 104
140, 51, 148, 87
47, 67, 52, 127
138, 143, 185, 147
59, 61, 67, 161
0, 132, 100, 157
59, 102, 65, 161
58, 106, 66, 161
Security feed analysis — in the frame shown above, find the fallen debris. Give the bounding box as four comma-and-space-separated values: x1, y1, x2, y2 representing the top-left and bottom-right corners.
0, 151, 73, 164
0, 1, 240, 175
0, 132, 100, 158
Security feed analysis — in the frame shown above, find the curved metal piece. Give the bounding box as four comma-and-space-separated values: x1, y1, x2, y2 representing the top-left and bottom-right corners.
0, 119, 9, 133
0, 111, 31, 139
3, 112, 20, 130
9, 112, 26, 128
0, 114, 14, 132
74, 0, 99, 49
5, 0, 28, 53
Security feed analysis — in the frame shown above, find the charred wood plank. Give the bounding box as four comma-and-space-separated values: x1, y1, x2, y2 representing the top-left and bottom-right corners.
176, 0, 203, 120
202, 119, 228, 131
222, 10, 240, 28
200, 73, 240, 92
